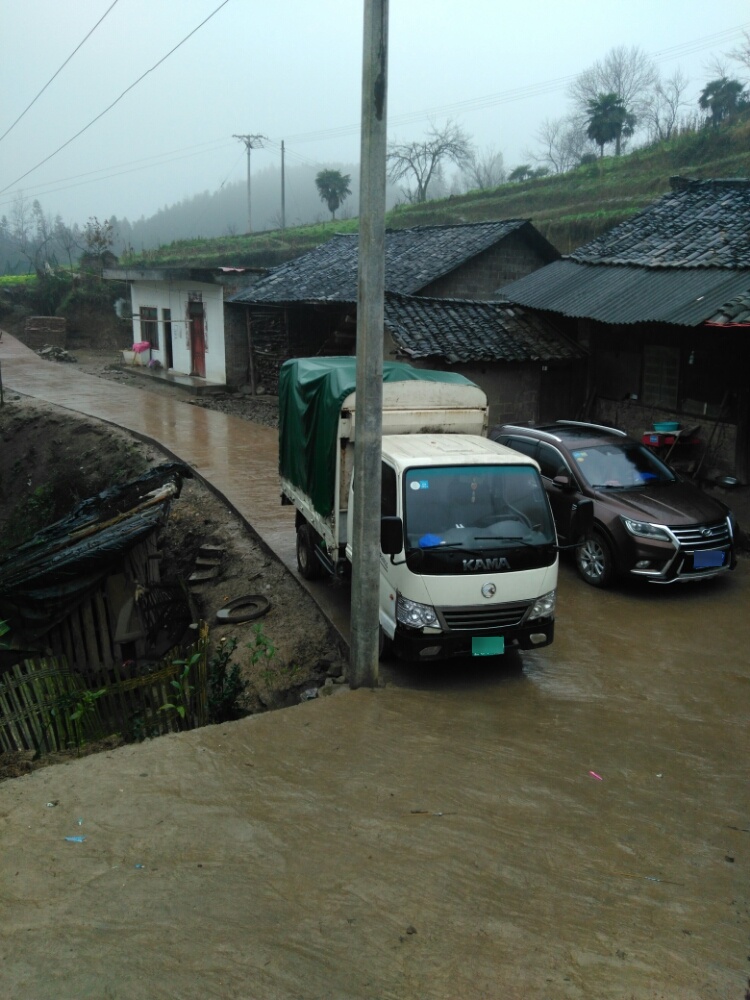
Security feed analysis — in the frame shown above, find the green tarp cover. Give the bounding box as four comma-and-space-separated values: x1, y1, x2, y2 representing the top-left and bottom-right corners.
278, 357, 476, 518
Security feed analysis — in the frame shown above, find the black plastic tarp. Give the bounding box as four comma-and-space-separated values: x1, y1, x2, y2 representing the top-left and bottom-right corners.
0, 463, 190, 642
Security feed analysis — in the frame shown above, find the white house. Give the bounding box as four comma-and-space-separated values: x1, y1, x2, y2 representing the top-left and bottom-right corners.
105, 267, 265, 385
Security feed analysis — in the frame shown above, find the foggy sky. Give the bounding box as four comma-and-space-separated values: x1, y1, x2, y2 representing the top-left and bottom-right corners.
1, 0, 748, 228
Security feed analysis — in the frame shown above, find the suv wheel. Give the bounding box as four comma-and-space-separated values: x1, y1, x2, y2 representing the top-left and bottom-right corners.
576, 529, 615, 588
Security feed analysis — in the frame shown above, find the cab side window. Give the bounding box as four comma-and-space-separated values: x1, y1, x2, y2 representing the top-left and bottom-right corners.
537, 442, 571, 481
504, 436, 538, 462
381, 462, 397, 517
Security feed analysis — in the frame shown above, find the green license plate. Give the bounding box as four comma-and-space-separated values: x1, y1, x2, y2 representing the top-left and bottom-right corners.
472, 636, 505, 656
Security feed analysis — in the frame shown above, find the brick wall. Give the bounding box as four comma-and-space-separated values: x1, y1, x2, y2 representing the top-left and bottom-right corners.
23, 316, 66, 349
419, 234, 547, 299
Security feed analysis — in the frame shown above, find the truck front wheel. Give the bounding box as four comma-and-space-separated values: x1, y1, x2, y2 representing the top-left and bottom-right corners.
296, 523, 324, 580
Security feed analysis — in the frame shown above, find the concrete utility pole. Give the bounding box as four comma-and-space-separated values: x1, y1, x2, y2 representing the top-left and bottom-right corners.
233, 134, 267, 233
349, 0, 389, 689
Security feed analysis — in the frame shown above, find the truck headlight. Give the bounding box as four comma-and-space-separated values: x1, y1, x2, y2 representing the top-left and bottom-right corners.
396, 595, 438, 629
621, 517, 671, 542
527, 590, 556, 621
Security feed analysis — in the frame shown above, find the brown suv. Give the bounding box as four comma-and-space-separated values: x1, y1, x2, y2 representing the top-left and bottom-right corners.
490, 421, 736, 587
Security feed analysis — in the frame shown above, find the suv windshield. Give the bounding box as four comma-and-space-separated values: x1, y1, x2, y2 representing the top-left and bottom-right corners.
571, 442, 676, 489
404, 464, 555, 550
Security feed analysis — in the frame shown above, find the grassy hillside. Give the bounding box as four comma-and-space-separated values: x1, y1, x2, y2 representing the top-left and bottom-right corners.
122, 117, 750, 268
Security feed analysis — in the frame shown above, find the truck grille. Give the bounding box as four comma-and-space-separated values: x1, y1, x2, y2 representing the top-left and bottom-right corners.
441, 600, 532, 631
670, 520, 731, 549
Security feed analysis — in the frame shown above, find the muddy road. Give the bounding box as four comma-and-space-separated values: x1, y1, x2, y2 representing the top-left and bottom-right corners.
1, 337, 748, 997
2, 563, 747, 999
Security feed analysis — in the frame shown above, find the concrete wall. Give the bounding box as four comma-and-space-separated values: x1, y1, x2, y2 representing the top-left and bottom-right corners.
129, 280, 226, 383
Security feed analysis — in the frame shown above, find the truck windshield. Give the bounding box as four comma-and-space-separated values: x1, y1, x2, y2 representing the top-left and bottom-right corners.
404, 465, 555, 550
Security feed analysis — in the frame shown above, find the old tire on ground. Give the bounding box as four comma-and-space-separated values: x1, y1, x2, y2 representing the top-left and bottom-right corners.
575, 529, 615, 588
215, 594, 270, 624
296, 523, 324, 580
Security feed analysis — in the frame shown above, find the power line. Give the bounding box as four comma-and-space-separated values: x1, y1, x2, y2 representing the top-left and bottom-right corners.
0, 0, 231, 197
0, 0, 121, 147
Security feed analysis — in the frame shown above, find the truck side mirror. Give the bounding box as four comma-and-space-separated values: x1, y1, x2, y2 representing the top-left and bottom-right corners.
569, 498, 594, 539
381, 516, 404, 555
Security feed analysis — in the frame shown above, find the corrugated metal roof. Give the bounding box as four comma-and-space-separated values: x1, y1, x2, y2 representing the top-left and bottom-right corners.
501, 260, 750, 326
384, 293, 585, 363
230, 220, 540, 304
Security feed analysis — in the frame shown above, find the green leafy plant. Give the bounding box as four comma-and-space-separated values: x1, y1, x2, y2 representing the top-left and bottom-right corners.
69, 688, 106, 750
207, 637, 247, 723
247, 624, 276, 668
0, 619, 9, 649
160, 656, 197, 724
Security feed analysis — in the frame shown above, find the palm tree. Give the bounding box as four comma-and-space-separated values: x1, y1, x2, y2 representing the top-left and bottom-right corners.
699, 77, 749, 126
314, 170, 352, 220
585, 93, 636, 157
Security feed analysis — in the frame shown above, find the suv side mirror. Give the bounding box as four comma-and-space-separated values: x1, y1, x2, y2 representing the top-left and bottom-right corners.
569, 498, 594, 539
552, 472, 576, 491
381, 516, 403, 555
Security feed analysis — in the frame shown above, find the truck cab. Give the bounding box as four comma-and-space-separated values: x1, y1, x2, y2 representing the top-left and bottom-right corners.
370, 435, 558, 660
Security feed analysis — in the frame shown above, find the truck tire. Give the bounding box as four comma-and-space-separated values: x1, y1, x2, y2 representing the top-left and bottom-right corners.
297, 523, 324, 580
575, 528, 615, 588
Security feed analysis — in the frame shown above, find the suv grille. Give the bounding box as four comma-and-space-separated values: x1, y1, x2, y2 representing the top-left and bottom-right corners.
670, 520, 730, 549
441, 600, 532, 631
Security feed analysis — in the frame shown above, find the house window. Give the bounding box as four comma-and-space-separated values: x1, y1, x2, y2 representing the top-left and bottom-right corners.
140, 306, 158, 349
642, 345, 679, 409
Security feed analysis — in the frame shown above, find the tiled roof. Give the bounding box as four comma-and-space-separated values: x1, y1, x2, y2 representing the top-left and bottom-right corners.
706, 290, 750, 326
502, 260, 750, 327
384, 293, 585, 364
569, 178, 750, 269
230, 220, 540, 303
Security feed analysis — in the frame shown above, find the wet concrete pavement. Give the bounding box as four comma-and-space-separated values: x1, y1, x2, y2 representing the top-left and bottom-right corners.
1, 334, 748, 998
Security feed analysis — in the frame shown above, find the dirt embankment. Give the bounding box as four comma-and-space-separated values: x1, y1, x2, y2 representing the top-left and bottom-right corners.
0, 362, 347, 780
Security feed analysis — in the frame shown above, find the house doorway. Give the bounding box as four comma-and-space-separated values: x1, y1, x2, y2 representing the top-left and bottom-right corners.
188, 299, 206, 377
162, 308, 173, 369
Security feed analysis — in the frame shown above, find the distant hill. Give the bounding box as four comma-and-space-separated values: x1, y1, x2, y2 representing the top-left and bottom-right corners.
121, 116, 750, 270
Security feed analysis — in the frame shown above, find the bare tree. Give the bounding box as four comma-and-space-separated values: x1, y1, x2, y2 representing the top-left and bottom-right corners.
729, 30, 750, 75
535, 116, 591, 173
54, 217, 79, 268
461, 146, 505, 191
644, 68, 690, 142
569, 45, 659, 135
387, 120, 473, 203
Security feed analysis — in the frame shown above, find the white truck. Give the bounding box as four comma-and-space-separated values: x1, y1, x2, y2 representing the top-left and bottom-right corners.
279, 358, 589, 662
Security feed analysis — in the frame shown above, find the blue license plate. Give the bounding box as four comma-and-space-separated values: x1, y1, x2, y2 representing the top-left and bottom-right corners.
472, 636, 505, 656
694, 549, 725, 569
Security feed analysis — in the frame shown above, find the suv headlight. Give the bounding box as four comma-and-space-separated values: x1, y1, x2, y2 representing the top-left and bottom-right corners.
621, 517, 671, 542
527, 590, 556, 621
396, 595, 438, 629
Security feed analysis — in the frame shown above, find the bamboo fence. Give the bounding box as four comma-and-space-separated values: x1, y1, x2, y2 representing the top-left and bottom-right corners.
0, 621, 209, 754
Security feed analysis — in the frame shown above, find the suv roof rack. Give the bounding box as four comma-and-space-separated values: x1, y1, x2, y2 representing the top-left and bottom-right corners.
555, 420, 627, 438
496, 423, 564, 443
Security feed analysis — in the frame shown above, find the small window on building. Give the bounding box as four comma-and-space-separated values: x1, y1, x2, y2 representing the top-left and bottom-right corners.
140, 306, 158, 349
642, 345, 679, 409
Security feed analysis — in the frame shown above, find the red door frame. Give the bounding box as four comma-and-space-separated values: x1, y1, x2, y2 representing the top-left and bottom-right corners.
188, 301, 206, 378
